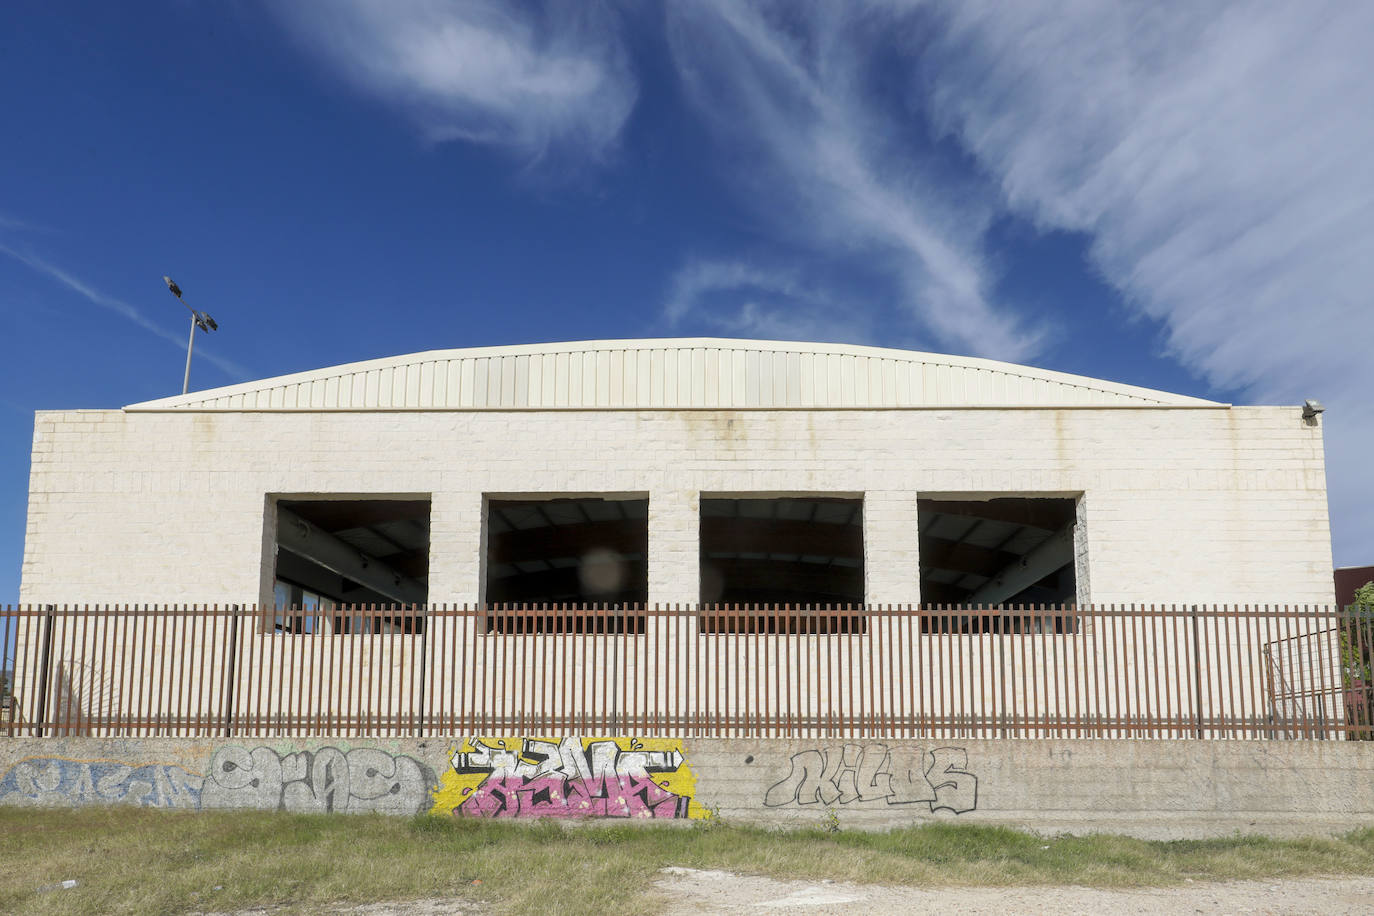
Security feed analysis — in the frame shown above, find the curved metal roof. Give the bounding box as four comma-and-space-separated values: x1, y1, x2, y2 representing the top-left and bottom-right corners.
124, 338, 1224, 411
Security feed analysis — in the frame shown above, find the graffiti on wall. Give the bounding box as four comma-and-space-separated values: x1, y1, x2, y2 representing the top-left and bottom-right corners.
764, 744, 978, 814
201, 746, 437, 815
0, 757, 202, 808
430, 737, 708, 819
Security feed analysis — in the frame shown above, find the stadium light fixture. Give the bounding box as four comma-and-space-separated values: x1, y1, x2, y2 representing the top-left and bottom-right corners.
163, 276, 219, 394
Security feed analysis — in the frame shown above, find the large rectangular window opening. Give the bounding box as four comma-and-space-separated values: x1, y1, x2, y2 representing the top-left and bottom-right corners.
699, 496, 865, 633
271, 497, 430, 634
917, 496, 1078, 633
484, 496, 648, 633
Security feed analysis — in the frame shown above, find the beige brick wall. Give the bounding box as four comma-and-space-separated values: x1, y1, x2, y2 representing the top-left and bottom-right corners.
19, 405, 1334, 607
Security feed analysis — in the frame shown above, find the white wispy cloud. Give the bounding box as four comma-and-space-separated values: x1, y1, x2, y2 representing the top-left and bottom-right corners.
663, 258, 883, 346
0, 211, 36, 232
0, 244, 251, 381
664, 0, 1044, 362
265, 0, 637, 163
913, 0, 1374, 563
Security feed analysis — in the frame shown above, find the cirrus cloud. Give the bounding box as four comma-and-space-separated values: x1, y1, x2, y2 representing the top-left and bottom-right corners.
663, 258, 884, 346
664, 0, 1045, 363
914, 0, 1374, 564
264, 0, 637, 163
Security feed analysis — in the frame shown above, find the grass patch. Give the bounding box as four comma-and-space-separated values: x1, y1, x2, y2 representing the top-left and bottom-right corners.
2, 808, 1373, 916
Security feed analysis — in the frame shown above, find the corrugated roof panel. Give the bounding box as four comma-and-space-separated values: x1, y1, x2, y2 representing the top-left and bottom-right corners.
469, 358, 485, 407
498, 355, 515, 408
817, 353, 834, 406
736, 351, 758, 409
638, 348, 651, 405
606, 349, 621, 406
576, 350, 592, 407
416, 362, 432, 408
126, 337, 1226, 411
525, 352, 542, 408
847, 355, 863, 405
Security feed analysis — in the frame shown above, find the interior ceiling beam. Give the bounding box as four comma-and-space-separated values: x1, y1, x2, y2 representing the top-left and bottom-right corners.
918, 499, 1073, 532
702, 517, 862, 559
370, 551, 428, 579
489, 516, 863, 564
965, 523, 1076, 607
278, 506, 427, 605
281, 500, 431, 533
703, 496, 860, 510
918, 535, 1019, 579
488, 519, 646, 563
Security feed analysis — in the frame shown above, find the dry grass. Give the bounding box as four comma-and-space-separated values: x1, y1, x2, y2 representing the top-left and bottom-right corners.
2, 808, 1373, 916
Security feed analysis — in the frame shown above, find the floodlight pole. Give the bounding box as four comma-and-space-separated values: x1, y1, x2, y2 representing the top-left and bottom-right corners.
164, 276, 217, 396
183, 312, 198, 395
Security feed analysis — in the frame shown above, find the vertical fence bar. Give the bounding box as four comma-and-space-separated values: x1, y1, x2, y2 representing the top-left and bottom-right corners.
220, 606, 239, 737
1220, 603, 1237, 738
417, 606, 429, 737
58, 605, 79, 736
1357, 607, 1374, 740
1315, 603, 1332, 739
151, 606, 168, 737
33, 604, 56, 737
447, 606, 458, 735
1190, 604, 1203, 739
75, 605, 92, 737
173, 605, 189, 736
1146, 604, 1161, 737
2, 607, 12, 737
467, 606, 479, 735
195, 606, 210, 737
1204, 604, 1220, 738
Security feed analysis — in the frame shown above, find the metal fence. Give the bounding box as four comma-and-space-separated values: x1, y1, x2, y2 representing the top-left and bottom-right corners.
2, 604, 1371, 740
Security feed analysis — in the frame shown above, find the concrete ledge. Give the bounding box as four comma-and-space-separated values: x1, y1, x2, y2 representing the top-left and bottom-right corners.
2, 737, 1371, 839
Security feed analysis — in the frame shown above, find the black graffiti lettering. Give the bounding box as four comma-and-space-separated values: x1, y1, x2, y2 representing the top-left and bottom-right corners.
823, 744, 862, 804
927, 747, 978, 814
885, 747, 937, 805
763, 749, 827, 806
762, 744, 977, 814
857, 742, 894, 802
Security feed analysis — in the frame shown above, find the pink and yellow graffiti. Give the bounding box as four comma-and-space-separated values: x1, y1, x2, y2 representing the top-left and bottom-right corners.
430, 737, 708, 819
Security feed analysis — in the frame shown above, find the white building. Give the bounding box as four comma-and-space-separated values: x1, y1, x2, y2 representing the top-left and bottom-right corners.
19, 338, 1335, 611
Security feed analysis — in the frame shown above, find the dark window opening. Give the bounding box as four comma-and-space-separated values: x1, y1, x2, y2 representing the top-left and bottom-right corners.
917, 497, 1077, 633
485, 497, 648, 633
699, 497, 865, 633
273, 497, 430, 634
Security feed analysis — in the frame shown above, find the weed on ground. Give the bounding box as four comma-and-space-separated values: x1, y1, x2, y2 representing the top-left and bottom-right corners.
2, 808, 1372, 916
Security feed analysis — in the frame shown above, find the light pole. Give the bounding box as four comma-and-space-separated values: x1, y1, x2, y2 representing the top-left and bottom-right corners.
163, 276, 218, 394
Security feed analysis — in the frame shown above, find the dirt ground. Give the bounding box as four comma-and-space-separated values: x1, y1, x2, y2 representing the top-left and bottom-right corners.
214, 869, 1374, 915
650, 867, 1374, 914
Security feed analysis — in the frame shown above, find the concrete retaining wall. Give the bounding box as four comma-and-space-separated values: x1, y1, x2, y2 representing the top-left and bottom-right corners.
2, 737, 1370, 839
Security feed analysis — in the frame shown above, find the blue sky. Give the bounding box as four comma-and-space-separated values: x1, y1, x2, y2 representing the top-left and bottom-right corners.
1, 1, 1371, 604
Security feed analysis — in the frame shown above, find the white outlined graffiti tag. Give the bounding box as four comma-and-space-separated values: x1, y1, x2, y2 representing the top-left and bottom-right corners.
201, 746, 436, 815
763, 745, 977, 813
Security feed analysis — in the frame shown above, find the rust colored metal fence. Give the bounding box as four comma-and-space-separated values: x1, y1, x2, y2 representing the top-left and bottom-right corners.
2, 604, 1371, 740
